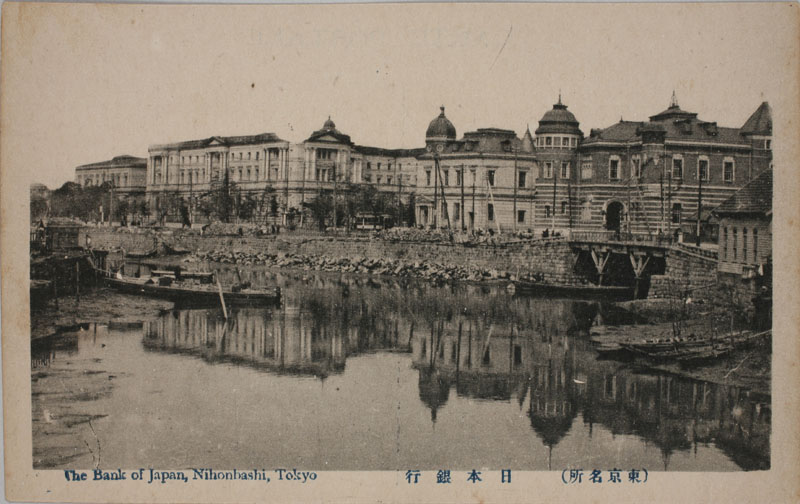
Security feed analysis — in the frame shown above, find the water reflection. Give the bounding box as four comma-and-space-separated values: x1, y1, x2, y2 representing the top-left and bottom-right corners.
34, 272, 770, 470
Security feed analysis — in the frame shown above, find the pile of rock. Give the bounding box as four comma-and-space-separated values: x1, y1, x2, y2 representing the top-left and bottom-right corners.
184, 250, 514, 283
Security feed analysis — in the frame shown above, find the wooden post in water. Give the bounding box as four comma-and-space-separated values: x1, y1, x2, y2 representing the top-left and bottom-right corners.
216, 277, 228, 320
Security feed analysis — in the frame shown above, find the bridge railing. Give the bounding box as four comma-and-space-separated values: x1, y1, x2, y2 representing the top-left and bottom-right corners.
568, 230, 674, 247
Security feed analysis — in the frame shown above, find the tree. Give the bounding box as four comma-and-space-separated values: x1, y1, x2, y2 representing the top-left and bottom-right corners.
30, 195, 49, 222
303, 192, 333, 230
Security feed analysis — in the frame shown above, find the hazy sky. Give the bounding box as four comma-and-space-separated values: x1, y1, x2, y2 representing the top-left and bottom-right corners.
2, 2, 796, 188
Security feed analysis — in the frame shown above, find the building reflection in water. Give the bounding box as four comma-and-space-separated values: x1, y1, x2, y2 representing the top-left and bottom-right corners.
138, 272, 769, 470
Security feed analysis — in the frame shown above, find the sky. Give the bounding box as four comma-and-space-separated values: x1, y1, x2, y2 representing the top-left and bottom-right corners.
2, 2, 797, 189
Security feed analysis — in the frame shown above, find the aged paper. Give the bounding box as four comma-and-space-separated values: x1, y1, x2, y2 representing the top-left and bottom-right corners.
2, 2, 799, 503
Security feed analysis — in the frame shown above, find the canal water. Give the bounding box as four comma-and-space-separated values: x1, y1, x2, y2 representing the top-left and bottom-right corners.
32, 269, 770, 471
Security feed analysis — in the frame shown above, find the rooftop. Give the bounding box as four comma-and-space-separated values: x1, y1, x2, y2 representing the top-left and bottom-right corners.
76, 155, 147, 170
713, 168, 773, 216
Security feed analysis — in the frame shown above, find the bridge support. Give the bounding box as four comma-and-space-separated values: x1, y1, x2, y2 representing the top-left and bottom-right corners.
590, 248, 611, 286
629, 252, 650, 299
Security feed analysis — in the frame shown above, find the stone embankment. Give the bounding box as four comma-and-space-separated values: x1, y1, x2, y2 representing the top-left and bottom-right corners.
185, 250, 518, 283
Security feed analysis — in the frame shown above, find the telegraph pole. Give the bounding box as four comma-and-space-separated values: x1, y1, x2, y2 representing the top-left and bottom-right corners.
433, 155, 439, 229
696, 164, 703, 247
551, 169, 557, 232
513, 148, 518, 232
460, 164, 465, 232
333, 161, 338, 231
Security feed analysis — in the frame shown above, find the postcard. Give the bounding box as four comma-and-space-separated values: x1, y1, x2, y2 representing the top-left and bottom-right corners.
2, 2, 799, 503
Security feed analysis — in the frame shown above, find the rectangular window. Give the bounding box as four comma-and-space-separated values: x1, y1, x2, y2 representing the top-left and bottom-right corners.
581, 162, 593, 180
723, 161, 734, 182
456, 169, 462, 186
733, 227, 738, 261
444, 170, 449, 186
426, 170, 431, 186
517, 210, 525, 223
518, 171, 527, 188
387, 176, 393, 184
753, 228, 758, 260
563, 137, 570, 148
454, 203, 460, 221
255, 152, 259, 160
560, 162, 570, 179
672, 158, 683, 179
377, 163, 381, 170
609, 159, 619, 180
722, 227, 728, 260
632, 157, 641, 178
544, 162, 553, 179
376, 175, 382, 184
571, 138, 577, 147
671, 203, 682, 224
743, 228, 748, 262
487, 203, 494, 221
545, 137, 552, 147
487, 170, 495, 186
367, 162, 372, 170
561, 201, 567, 214
545, 205, 551, 218
553, 137, 561, 147
698, 159, 709, 181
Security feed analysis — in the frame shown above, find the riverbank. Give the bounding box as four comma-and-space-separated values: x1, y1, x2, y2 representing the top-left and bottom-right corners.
31, 289, 173, 341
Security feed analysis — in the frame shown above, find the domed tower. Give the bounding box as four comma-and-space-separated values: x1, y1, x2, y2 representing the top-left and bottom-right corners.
323, 116, 336, 131
425, 106, 457, 154
534, 95, 583, 151
534, 96, 583, 182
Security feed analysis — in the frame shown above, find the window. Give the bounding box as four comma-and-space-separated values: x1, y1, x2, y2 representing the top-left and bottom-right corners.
247, 168, 251, 180
238, 168, 243, 180
563, 137, 570, 148
560, 162, 570, 179
426, 170, 431, 186
454, 203, 461, 221
456, 169, 462, 186
255, 168, 259, 180
742, 228, 749, 262
544, 205, 551, 218
631, 156, 641, 178
367, 162, 372, 170
545, 136, 552, 147
671, 203, 682, 224
766, 139, 772, 149
255, 152, 259, 160
487, 170, 495, 186
487, 203, 494, 221
672, 157, 683, 179
554, 137, 561, 147
376, 176, 382, 184
377, 163, 381, 170
444, 170, 449, 186
723, 159, 734, 182
698, 157, 709, 181
722, 227, 728, 260
561, 201, 567, 214
517, 210, 525, 223
609, 157, 620, 180
581, 162, 593, 180
518, 171, 527, 188
247, 152, 251, 160
543, 162, 553, 179
571, 138, 577, 148
733, 227, 738, 261
753, 228, 758, 260
239, 153, 243, 160
387, 176, 393, 185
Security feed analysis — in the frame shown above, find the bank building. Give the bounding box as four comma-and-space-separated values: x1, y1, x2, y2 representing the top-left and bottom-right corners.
78, 94, 772, 236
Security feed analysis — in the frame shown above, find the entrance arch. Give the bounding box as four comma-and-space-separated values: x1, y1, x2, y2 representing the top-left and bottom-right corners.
605, 201, 624, 231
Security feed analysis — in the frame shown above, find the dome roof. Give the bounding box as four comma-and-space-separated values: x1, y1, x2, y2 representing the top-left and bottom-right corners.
323, 116, 336, 130
426, 106, 457, 140
535, 98, 582, 136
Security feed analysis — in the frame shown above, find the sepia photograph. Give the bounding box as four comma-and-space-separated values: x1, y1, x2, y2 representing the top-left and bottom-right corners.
2, 2, 799, 502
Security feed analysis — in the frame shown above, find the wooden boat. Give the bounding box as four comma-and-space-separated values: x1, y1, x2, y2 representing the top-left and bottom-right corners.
620, 330, 770, 361
93, 266, 280, 305
512, 280, 633, 300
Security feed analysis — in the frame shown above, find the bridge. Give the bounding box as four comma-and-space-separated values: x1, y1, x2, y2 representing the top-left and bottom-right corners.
566, 231, 675, 298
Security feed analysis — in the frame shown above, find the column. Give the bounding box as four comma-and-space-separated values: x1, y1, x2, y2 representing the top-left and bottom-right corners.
263, 149, 269, 181
311, 148, 317, 181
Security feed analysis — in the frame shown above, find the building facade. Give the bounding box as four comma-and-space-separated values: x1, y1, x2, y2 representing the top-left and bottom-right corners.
135, 95, 772, 231
75, 155, 148, 195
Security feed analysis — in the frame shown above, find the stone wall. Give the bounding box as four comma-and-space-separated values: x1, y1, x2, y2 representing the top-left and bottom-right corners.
647, 244, 719, 299
85, 229, 589, 285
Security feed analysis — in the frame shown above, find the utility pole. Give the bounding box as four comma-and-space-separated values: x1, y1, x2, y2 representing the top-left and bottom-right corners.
471, 169, 476, 232
333, 160, 338, 231
433, 156, 439, 229
513, 148, 518, 233
460, 164, 465, 232
551, 168, 557, 232
696, 162, 703, 247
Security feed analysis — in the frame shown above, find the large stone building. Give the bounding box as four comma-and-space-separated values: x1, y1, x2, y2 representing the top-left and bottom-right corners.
136, 95, 772, 232
75, 155, 148, 196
